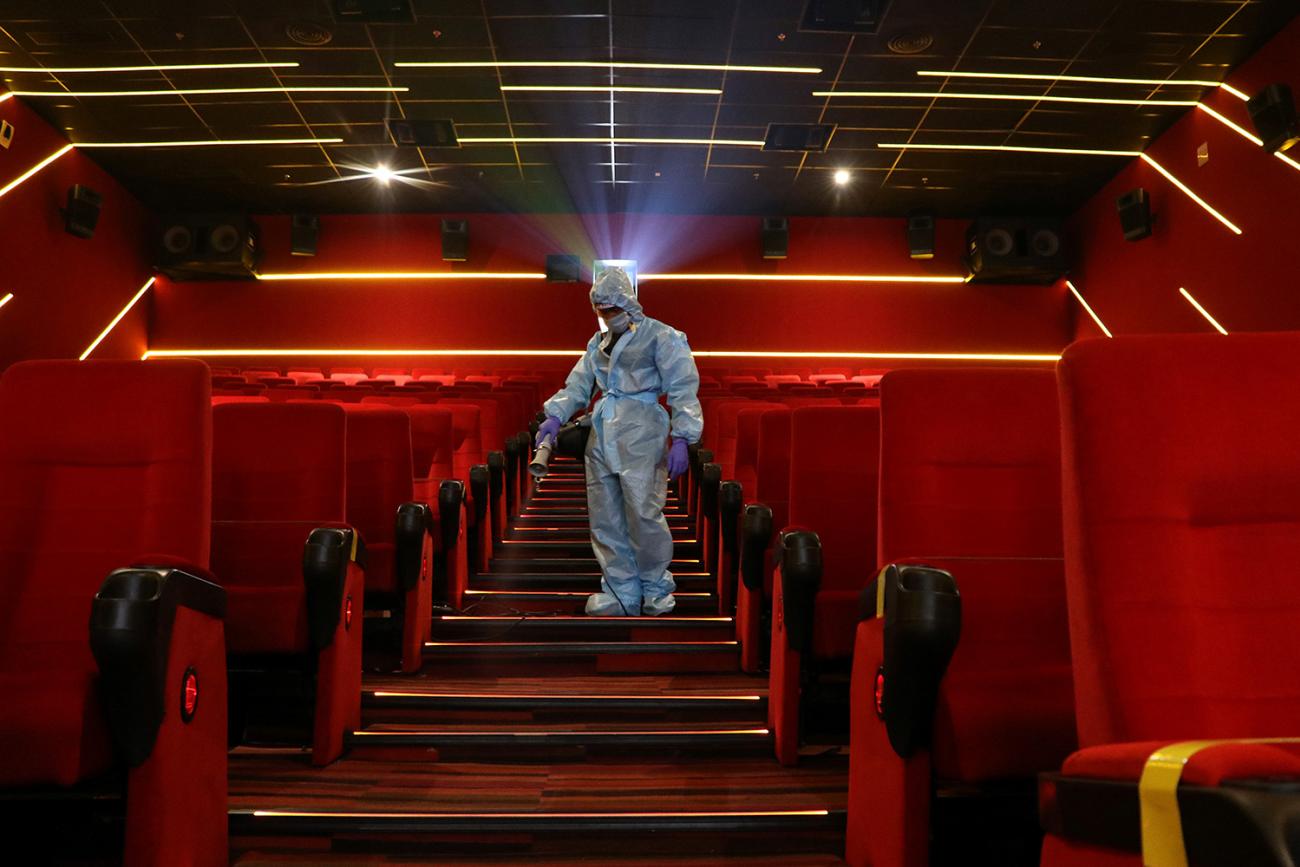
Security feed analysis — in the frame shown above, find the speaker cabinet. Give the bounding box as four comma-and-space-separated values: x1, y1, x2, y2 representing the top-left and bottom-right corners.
1247, 83, 1300, 154
158, 214, 260, 280
1115, 188, 1152, 241
546, 254, 580, 282
761, 217, 788, 259
965, 217, 1068, 284
441, 219, 468, 262
64, 185, 102, 239
290, 214, 319, 256
906, 212, 934, 259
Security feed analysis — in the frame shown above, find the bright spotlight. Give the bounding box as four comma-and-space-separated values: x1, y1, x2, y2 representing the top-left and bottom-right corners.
833, 169, 851, 186
370, 164, 394, 185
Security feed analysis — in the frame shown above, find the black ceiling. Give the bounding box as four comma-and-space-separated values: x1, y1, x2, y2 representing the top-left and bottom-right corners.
1, 0, 1294, 217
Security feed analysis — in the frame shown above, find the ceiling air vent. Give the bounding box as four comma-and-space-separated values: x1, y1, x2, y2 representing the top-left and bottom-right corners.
800, 0, 893, 34
762, 123, 836, 152
285, 21, 333, 46
387, 119, 459, 148
332, 0, 414, 24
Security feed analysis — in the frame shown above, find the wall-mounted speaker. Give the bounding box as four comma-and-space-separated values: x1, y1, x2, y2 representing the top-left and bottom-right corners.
546, 254, 580, 282
761, 217, 788, 259
1115, 188, 1152, 241
965, 217, 1068, 284
290, 214, 319, 256
157, 214, 259, 280
906, 211, 934, 259
441, 218, 468, 262
64, 185, 102, 239
1247, 83, 1300, 154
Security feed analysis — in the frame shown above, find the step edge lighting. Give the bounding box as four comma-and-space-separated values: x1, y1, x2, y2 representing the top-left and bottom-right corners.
142, 348, 1061, 362
639, 272, 967, 283
246, 809, 828, 818
368, 691, 760, 700
254, 271, 547, 280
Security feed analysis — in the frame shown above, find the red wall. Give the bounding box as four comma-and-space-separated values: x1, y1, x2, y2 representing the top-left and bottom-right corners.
1068, 15, 1300, 339
150, 212, 1073, 369
0, 96, 154, 369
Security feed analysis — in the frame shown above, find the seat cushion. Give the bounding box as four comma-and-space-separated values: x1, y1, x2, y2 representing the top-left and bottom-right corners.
1062, 740, 1300, 787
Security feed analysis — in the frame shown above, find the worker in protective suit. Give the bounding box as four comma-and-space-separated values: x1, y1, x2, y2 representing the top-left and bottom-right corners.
537, 268, 703, 616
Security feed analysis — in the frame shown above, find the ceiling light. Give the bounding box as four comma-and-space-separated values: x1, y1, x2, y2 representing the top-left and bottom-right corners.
369, 164, 394, 185
1065, 280, 1113, 338
0, 144, 73, 199
876, 142, 1142, 157
80, 277, 155, 360
14, 86, 407, 98
501, 85, 722, 95
1178, 287, 1229, 334
638, 273, 966, 283
833, 168, 851, 185
395, 61, 821, 74
75, 137, 343, 148
816, 90, 1197, 107
0, 62, 300, 73
456, 136, 764, 146
1138, 154, 1242, 235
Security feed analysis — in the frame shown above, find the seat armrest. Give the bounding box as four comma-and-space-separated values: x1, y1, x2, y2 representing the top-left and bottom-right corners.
700, 463, 722, 521
719, 481, 743, 558
779, 530, 821, 652
740, 503, 774, 592
89, 565, 227, 766
302, 527, 364, 652
469, 464, 489, 524
394, 502, 433, 592
872, 562, 961, 758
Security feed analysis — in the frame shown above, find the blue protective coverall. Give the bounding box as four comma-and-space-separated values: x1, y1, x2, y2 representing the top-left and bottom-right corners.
542, 270, 703, 616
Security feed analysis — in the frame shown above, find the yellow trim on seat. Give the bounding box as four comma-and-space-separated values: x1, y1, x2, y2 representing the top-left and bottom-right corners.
875, 566, 888, 618
349, 531, 359, 563
1138, 737, 1300, 866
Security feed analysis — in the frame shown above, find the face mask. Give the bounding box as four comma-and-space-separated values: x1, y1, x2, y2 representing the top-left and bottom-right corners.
605, 311, 631, 333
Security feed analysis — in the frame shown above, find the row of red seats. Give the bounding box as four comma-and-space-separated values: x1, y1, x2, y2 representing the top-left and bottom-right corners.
694, 335, 1300, 867
0, 361, 542, 866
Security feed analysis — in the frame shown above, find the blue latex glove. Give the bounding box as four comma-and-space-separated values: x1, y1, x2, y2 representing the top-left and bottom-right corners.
536, 416, 562, 447
667, 437, 690, 480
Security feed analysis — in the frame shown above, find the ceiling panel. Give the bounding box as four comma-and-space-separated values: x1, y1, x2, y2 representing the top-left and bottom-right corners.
0, 0, 1292, 217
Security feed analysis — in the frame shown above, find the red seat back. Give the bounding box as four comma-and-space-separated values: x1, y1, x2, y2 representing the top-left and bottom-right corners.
342, 406, 413, 594
878, 367, 1072, 780
212, 402, 347, 654
1059, 334, 1300, 746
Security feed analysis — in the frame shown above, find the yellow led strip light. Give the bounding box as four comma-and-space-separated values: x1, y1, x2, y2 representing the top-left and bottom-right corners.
1065, 280, 1113, 338
1139, 154, 1242, 235
0, 62, 299, 73
395, 60, 821, 74
815, 90, 1197, 107
1197, 104, 1300, 176
75, 137, 343, 148
254, 271, 546, 281
0, 144, 73, 199
15, 86, 406, 98
501, 85, 721, 94
0, 292, 13, 311
81, 277, 156, 360
457, 136, 764, 146
1178, 287, 1229, 334
640, 272, 967, 283
143, 348, 1061, 362
915, 69, 1250, 101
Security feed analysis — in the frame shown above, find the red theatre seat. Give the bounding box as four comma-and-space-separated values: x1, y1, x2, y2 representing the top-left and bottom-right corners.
342, 406, 436, 674
212, 402, 363, 766
768, 405, 880, 765
1041, 334, 1300, 867
400, 405, 467, 612
736, 406, 793, 672
0, 360, 227, 866
846, 368, 1074, 867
